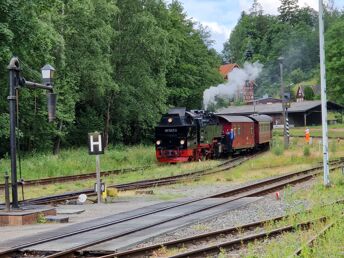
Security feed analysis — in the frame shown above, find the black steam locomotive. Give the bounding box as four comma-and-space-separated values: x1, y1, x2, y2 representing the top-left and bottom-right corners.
155, 108, 272, 163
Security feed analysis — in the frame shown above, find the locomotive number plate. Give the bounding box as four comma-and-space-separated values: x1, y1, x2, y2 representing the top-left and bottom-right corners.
164, 128, 178, 133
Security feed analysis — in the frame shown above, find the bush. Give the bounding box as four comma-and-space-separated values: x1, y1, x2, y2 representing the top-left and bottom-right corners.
272, 138, 284, 156
273, 144, 284, 156
303, 145, 311, 156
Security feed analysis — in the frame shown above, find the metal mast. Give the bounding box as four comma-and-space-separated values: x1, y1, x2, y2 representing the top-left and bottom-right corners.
318, 0, 330, 186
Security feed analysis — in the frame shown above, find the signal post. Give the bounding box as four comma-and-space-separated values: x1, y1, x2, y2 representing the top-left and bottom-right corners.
88, 132, 105, 204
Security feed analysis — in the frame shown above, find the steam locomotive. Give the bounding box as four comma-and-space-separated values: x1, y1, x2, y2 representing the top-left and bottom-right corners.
155, 108, 272, 163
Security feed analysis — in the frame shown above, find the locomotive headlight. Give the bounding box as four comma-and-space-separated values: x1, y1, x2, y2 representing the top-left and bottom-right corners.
180, 139, 185, 145
168, 117, 173, 123
156, 140, 161, 145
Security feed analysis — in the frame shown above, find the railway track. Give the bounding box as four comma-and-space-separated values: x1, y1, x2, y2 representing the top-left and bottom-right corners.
21, 156, 344, 205
167, 217, 327, 258
20, 154, 255, 205
293, 214, 344, 256
95, 199, 344, 258
278, 135, 344, 140
2, 160, 343, 257
0, 165, 151, 191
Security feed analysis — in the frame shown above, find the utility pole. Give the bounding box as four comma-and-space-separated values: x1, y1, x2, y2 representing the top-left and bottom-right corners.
278, 56, 288, 149
319, 0, 330, 186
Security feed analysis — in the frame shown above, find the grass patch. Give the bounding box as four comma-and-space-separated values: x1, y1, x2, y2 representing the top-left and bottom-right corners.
1, 135, 343, 202
179, 135, 344, 189
0, 157, 221, 201
303, 145, 310, 156
274, 124, 344, 138
245, 169, 344, 257
0, 145, 158, 182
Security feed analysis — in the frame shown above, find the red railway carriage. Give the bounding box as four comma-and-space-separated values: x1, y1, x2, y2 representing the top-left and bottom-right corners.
249, 114, 273, 146
217, 115, 255, 150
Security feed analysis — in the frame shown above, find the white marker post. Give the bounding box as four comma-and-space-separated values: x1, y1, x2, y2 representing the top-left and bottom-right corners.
88, 132, 105, 204
319, 0, 330, 186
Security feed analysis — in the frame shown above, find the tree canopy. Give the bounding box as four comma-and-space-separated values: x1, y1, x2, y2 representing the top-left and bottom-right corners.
0, 0, 222, 156
222, 0, 343, 104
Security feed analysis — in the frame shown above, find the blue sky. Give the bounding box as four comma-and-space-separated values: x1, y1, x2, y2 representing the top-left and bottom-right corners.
169, 0, 344, 52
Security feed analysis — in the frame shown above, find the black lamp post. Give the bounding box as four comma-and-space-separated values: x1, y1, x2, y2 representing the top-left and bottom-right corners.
7, 57, 57, 209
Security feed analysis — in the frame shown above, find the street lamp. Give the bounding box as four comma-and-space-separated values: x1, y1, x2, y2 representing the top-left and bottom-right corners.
7, 57, 57, 209
278, 56, 289, 149
41, 64, 57, 122
41, 64, 55, 85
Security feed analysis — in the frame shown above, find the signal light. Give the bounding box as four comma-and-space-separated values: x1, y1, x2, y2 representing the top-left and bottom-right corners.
156, 140, 161, 145
180, 139, 185, 145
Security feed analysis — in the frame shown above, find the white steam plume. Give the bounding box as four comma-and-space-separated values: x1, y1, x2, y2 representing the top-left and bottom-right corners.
203, 61, 264, 109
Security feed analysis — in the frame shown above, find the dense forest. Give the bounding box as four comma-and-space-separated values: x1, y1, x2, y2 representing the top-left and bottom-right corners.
1, 0, 344, 156
0, 0, 223, 156
223, 0, 344, 104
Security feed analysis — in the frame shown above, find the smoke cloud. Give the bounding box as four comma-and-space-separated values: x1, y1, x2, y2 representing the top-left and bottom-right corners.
203, 61, 264, 109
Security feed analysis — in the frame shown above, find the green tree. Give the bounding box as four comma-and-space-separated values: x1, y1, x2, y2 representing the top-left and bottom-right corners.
165, 1, 223, 109
303, 86, 314, 100
326, 17, 344, 104
278, 0, 299, 24
61, 0, 118, 147
110, 0, 171, 144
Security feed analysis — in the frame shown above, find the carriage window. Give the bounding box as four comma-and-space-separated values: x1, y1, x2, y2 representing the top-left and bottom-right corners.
238, 126, 241, 135
251, 127, 253, 134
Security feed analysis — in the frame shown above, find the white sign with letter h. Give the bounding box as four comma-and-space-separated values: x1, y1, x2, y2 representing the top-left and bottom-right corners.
88, 132, 104, 155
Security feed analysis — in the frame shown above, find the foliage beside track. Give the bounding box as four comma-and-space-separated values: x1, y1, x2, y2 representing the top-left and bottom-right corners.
0, 0, 223, 156
223, 0, 344, 107
1, 135, 343, 202
245, 170, 344, 257
273, 125, 344, 138
0, 145, 157, 181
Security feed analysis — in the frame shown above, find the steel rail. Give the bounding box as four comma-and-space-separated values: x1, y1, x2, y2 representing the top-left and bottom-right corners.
22, 152, 338, 205
210, 161, 343, 198
21, 156, 249, 205
282, 135, 344, 140
293, 214, 344, 256
169, 217, 328, 258
2, 161, 342, 257
0, 166, 151, 191
96, 215, 296, 258
0, 157, 253, 256
21, 164, 344, 257
94, 199, 344, 258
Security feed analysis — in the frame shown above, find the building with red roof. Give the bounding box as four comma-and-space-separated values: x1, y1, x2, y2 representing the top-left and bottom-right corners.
219, 63, 254, 103
219, 63, 239, 80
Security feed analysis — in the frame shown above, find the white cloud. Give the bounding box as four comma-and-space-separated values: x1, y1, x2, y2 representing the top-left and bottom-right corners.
165, 0, 344, 52
202, 21, 231, 38
202, 21, 231, 51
